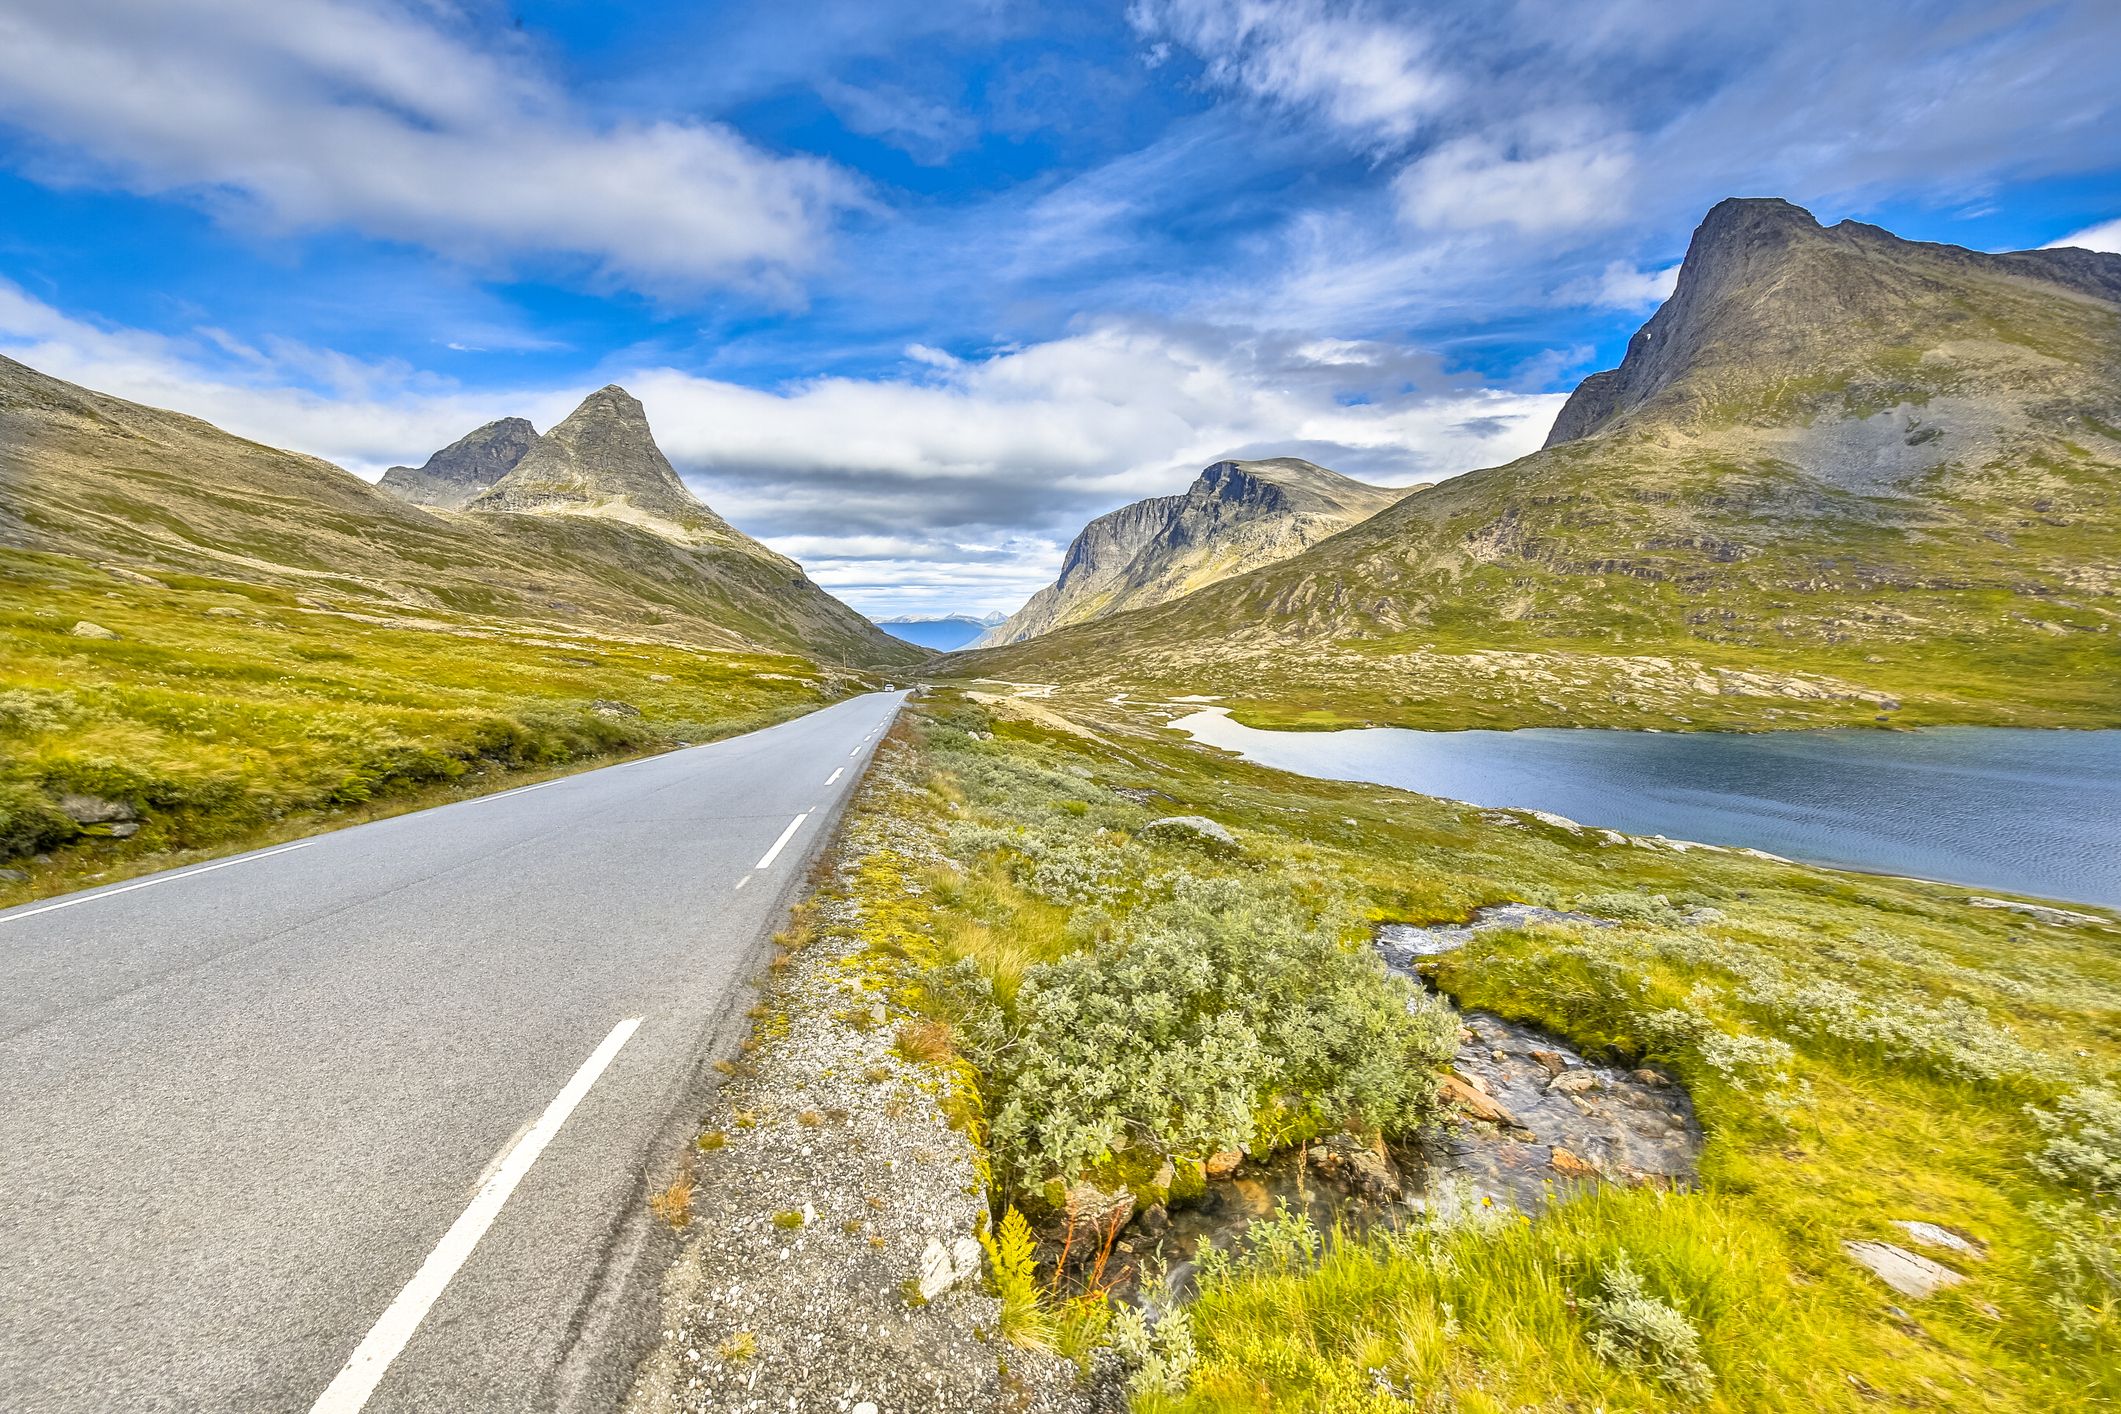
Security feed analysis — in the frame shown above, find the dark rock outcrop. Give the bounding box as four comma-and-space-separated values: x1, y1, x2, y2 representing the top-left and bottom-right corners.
976, 457, 1410, 645
377, 417, 537, 510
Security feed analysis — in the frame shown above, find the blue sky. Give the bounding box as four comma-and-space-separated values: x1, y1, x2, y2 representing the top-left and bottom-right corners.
2, 0, 2118, 615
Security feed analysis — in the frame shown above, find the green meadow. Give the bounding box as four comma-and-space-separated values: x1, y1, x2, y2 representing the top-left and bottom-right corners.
830, 689, 2118, 1412
0, 548, 868, 905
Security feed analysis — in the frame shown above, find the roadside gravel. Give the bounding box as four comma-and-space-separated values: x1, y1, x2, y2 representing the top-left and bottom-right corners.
624, 735, 1106, 1414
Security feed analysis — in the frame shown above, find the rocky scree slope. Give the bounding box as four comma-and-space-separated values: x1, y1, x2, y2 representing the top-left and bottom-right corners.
975, 457, 1408, 646
0, 355, 915, 666
953, 199, 2121, 726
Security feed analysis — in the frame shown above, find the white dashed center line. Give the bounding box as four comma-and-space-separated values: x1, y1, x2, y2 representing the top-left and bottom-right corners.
752, 812, 810, 871
310, 1016, 642, 1414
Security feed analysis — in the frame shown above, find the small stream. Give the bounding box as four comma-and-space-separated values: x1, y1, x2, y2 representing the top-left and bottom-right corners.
1116, 907, 1704, 1290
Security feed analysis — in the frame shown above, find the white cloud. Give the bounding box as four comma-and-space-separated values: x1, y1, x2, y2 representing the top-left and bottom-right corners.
818, 78, 978, 164
2044, 217, 2121, 254
0, 0, 859, 291
1396, 132, 1635, 234
1567, 260, 1681, 310
0, 283, 1561, 615
1131, 0, 1450, 145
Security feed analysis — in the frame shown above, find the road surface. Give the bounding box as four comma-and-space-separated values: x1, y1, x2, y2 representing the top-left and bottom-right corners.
0, 690, 907, 1412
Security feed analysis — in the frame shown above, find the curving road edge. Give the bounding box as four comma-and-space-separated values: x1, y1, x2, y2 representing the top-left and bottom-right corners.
0, 690, 907, 1412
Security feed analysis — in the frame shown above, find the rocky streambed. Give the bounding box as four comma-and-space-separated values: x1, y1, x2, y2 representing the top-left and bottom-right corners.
1103, 905, 1704, 1293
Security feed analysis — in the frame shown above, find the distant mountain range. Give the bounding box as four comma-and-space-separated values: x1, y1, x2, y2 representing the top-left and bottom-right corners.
951, 198, 2121, 730
0, 358, 916, 667
871, 612, 1007, 651
975, 457, 1411, 647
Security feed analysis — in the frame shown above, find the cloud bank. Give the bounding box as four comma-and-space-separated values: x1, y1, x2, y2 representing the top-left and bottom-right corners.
0, 0, 859, 290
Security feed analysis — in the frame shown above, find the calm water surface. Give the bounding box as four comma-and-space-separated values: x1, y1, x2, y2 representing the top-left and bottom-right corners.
1170, 710, 2121, 909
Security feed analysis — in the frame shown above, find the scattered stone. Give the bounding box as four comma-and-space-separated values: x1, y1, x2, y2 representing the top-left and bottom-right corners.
1060, 1182, 1134, 1245
1550, 1147, 1600, 1180
1306, 1134, 1401, 1201
1843, 1240, 1965, 1299
590, 699, 642, 718
1376, 903, 1614, 959
915, 1235, 983, 1300
1629, 1068, 1672, 1087
0, 867, 27, 884
1966, 896, 2111, 928
204, 606, 246, 618
69, 621, 119, 639
648, 673, 673, 683
1141, 815, 1235, 846
1440, 1072, 1520, 1128
1530, 1050, 1569, 1079
1547, 1070, 1599, 1096
57, 794, 137, 827
1894, 1221, 1986, 1259
1204, 1149, 1244, 1179
1135, 1204, 1170, 1239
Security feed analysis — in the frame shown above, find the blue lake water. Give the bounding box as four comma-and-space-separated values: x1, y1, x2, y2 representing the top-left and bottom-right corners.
1169, 711, 2121, 909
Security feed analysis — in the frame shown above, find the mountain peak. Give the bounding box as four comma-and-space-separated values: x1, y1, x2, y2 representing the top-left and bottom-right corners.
973, 456, 1404, 647
1543, 194, 2121, 449
377, 417, 537, 510
468, 385, 738, 544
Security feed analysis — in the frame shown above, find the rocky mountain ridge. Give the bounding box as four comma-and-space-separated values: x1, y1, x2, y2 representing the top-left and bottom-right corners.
0, 354, 914, 666
976, 457, 1408, 646
950, 198, 2121, 730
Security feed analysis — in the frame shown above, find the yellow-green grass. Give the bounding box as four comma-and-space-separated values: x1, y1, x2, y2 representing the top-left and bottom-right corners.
0, 549, 868, 904
839, 689, 2118, 1411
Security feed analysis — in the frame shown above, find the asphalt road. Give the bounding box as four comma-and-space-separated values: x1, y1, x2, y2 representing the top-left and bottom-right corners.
0, 690, 907, 1412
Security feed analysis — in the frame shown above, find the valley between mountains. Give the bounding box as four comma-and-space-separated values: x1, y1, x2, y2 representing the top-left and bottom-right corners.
2, 197, 2117, 1414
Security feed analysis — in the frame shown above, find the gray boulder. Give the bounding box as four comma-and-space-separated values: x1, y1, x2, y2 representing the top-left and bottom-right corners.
1142, 815, 1235, 846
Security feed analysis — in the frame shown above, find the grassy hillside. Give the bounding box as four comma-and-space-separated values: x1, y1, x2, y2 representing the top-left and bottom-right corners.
947, 203, 2121, 731
832, 689, 2119, 1411
0, 355, 918, 899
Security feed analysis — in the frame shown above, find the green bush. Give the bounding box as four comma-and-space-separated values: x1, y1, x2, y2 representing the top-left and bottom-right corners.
986, 872, 1456, 1181
0, 781, 79, 859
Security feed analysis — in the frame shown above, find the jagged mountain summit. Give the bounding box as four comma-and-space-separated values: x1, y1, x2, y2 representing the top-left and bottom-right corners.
976, 457, 1409, 646
0, 354, 916, 666
465, 385, 744, 546
953, 198, 2121, 730
376, 417, 537, 510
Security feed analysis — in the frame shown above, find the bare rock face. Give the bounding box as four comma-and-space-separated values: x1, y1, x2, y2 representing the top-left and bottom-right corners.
377, 417, 537, 510
974, 457, 1409, 646
469, 386, 740, 545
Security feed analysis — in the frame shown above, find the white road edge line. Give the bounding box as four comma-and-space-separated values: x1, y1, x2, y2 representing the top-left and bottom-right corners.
753, 812, 810, 872
0, 840, 317, 925
310, 1017, 643, 1414
825, 767, 844, 785
457, 778, 563, 807
734, 875, 751, 891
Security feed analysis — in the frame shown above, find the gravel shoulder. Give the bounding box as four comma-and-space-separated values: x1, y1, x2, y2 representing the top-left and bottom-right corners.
623, 727, 1107, 1414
